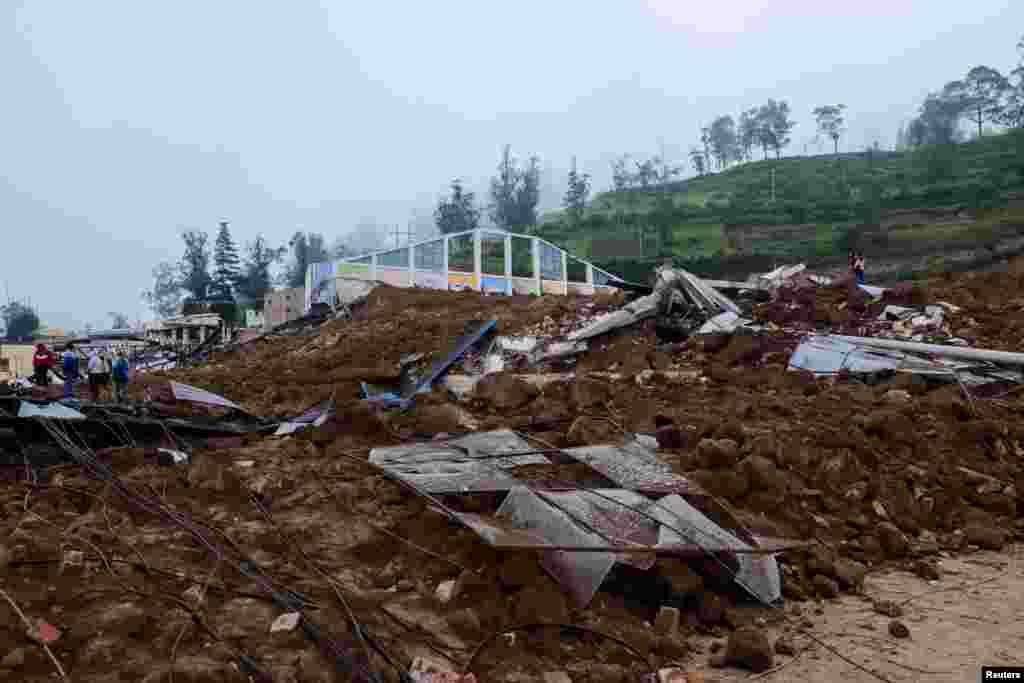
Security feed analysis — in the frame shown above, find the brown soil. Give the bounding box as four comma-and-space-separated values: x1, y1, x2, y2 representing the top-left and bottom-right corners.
3, 261, 1024, 682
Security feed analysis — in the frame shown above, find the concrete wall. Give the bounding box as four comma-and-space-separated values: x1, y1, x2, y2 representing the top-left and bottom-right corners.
264, 287, 306, 331
0, 343, 36, 379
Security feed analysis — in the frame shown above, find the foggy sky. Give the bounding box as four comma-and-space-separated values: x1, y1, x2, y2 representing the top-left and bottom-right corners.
2, 0, 1020, 330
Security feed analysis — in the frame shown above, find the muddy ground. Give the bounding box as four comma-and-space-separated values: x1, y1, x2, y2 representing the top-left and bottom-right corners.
2, 260, 1024, 682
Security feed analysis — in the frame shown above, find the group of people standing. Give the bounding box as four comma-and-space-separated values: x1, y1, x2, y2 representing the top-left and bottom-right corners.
849, 252, 867, 285
31, 343, 131, 402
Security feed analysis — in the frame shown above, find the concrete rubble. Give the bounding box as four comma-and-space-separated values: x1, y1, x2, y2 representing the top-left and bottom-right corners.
2, 260, 1024, 682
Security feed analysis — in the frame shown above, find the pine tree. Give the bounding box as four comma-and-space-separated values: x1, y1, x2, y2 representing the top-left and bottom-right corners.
563, 156, 591, 226
178, 230, 213, 301
213, 221, 241, 299
435, 179, 480, 234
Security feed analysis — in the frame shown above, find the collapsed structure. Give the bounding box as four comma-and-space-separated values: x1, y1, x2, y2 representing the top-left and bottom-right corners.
2, 256, 1023, 682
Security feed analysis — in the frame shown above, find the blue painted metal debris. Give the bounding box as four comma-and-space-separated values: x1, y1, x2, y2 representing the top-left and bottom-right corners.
362, 319, 497, 410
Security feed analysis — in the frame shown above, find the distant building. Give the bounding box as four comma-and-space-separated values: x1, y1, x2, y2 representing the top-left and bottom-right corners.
263, 287, 305, 331
143, 313, 225, 348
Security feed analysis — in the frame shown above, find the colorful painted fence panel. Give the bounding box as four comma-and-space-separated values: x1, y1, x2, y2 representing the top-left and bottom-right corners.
568, 283, 595, 296
448, 273, 477, 291
414, 271, 447, 290
306, 261, 336, 310
337, 263, 371, 276
481, 275, 510, 295
377, 267, 410, 287
542, 280, 566, 295
512, 278, 540, 295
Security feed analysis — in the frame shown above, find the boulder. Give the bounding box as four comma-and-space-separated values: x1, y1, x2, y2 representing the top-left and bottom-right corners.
743, 455, 785, 493
474, 373, 539, 411
888, 620, 910, 639
834, 559, 868, 589
696, 438, 740, 468
811, 574, 839, 599
725, 626, 774, 673
877, 522, 908, 558
566, 416, 619, 446
964, 524, 1006, 550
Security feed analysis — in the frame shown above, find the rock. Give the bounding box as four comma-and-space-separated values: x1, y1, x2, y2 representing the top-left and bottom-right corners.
812, 574, 839, 599
182, 585, 206, 606
834, 559, 868, 589
774, 637, 795, 656
873, 600, 903, 618
964, 524, 1006, 550
413, 405, 465, 434
743, 455, 785, 493
656, 426, 689, 450
654, 607, 680, 636
657, 668, 698, 683
698, 593, 725, 625
725, 626, 774, 673
513, 583, 568, 624
882, 390, 911, 404
888, 620, 910, 638
566, 416, 619, 446
912, 560, 941, 581
805, 547, 836, 577
1, 648, 25, 669
656, 635, 690, 661
922, 388, 971, 420
697, 438, 740, 468
877, 522, 908, 557
270, 612, 301, 633
435, 580, 457, 604
661, 563, 704, 597
474, 373, 539, 411
542, 673, 573, 683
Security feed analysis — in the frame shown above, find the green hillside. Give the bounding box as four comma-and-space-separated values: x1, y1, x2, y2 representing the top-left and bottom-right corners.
535, 130, 1024, 280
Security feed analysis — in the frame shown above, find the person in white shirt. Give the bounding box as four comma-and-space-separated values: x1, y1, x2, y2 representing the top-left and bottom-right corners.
87, 351, 109, 402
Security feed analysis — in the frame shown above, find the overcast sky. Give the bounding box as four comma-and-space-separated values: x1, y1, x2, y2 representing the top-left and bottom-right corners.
2, 1, 1021, 330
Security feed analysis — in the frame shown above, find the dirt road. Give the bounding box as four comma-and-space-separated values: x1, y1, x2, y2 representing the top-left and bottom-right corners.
690, 546, 1024, 683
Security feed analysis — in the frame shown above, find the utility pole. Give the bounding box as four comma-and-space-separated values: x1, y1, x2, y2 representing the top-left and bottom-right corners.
770, 168, 776, 203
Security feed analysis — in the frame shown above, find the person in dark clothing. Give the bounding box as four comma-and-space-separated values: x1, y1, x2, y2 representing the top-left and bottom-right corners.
32, 343, 55, 386
61, 348, 80, 400
854, 253, 866, 285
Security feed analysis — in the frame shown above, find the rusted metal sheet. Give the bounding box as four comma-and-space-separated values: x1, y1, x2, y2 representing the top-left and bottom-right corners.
562, 439, 693, 494
496, 486, 617, 607
652, 493, 781, 604
368, 429, 547, 493
537, 489, 658, 571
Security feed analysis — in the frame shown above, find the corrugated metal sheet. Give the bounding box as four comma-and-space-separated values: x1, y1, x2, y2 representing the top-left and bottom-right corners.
562, 440, 693, 494
369, 429, 547, 493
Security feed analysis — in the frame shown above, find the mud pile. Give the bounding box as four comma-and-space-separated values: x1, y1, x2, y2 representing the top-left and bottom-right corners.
2, 266, 1023, 682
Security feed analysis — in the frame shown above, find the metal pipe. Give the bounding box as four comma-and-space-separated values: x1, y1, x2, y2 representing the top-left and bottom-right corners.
831, 335, 1024, 367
